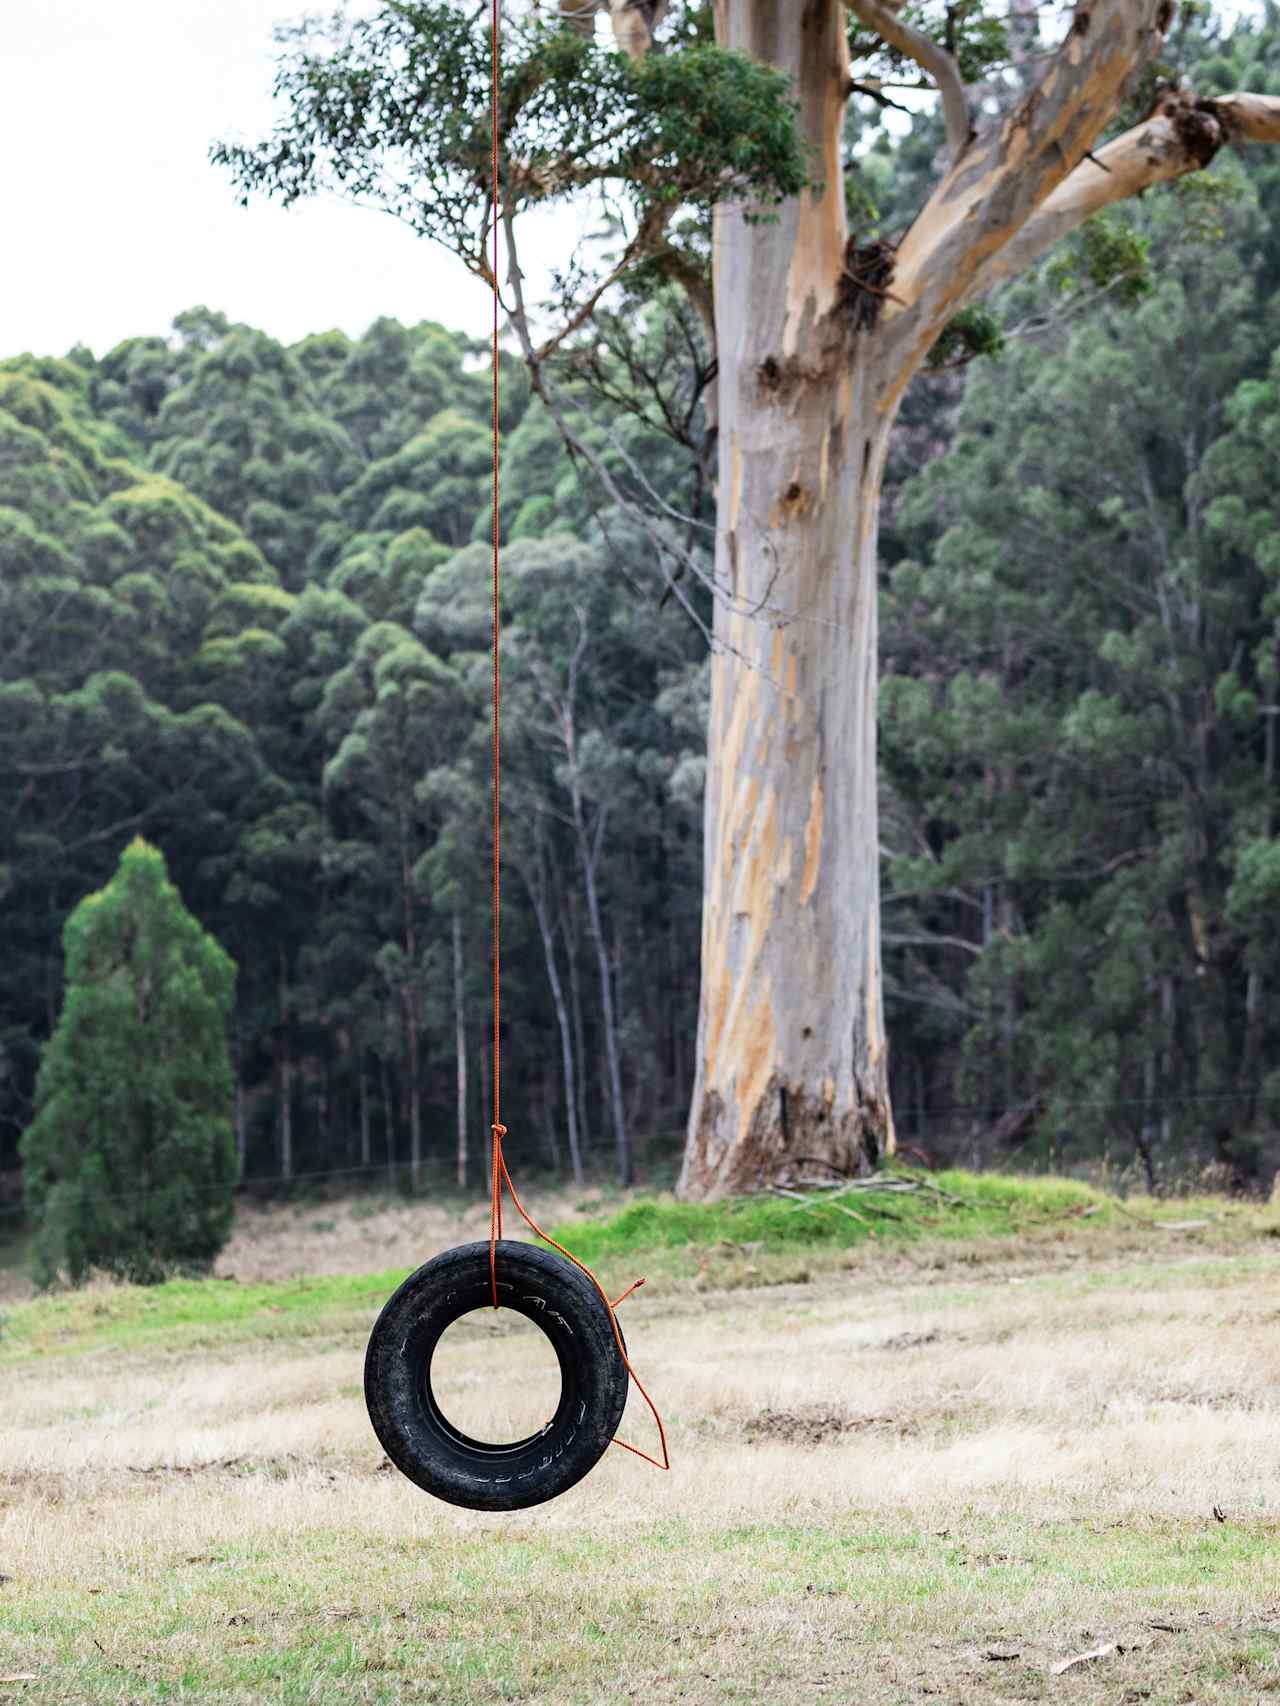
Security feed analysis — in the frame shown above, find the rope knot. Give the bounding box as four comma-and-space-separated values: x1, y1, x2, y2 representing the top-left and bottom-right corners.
491, 1122, 507, 1138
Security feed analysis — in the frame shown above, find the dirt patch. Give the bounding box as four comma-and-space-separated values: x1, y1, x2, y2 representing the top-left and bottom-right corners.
743, 1405, 921, 1446
0, 1450, 342, 1504
878, 1328, 947, 1351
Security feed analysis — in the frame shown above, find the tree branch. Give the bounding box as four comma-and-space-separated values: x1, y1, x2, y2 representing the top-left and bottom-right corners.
959, 88, 1280, 308
843, 0, 972, 165
1215, 91, 1280, 144
533, 204, 671, 364
881, 0, 1171, 393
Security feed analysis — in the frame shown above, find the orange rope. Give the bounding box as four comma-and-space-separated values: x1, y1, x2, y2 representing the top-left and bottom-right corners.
489, 1123, 670, 1472
490, 0, 503, 1312
484, 0, 667, 1474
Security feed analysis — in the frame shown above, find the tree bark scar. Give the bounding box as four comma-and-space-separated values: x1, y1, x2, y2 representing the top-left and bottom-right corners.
778, 1083, 790, 1144
754, 335, 850, 406
1152, 84, 1225, 168
773, 479, 812, 525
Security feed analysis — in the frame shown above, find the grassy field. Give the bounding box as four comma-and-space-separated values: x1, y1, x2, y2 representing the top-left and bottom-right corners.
1, 1172, 1279, 1704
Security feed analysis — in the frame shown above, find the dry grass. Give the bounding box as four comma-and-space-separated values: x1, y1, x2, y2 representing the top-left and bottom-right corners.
0, 1186, 611, 1306
1, 1211, 1279, 1703
213, 1189, 612, 1287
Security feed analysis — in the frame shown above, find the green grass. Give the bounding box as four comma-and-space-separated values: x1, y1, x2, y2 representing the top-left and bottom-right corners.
547, 1167, 1259, 1262
5, 1511, 1278, 1704
0, 1169, 1272, 1363
0, 1268, 410, 1360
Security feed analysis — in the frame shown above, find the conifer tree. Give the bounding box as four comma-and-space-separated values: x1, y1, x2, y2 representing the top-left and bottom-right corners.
20, 838, 237, 1286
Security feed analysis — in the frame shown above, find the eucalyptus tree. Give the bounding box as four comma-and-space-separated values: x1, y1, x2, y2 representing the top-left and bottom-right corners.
1206, 331, 1280, 1180
296, 316, 490, 463
318, 620, 465, 1187
880, 178, 1280, 1184
219, 0, 1280, 1197
149, 325, 362, 591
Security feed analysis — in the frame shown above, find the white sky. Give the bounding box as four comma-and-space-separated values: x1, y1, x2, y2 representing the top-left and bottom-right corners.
4, 0, 582, 361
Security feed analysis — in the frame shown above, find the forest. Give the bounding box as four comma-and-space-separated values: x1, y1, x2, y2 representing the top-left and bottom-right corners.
3, 7, 1280, 1210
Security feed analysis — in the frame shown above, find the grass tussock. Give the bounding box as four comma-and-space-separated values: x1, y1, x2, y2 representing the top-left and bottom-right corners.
549, 1167, 1270, 1263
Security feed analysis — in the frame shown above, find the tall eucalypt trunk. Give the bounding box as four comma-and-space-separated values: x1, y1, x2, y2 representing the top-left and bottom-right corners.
215, 0, 1280, 1206
679, 0, 1280, 1198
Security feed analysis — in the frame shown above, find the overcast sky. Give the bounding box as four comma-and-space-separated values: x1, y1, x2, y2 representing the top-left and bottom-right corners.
5, 0, 582, 361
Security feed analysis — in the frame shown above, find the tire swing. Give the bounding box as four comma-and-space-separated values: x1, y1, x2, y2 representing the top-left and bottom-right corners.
364, 0, 667, 1513
364, 1142, 664, 1513
364, 1236, 627, 1513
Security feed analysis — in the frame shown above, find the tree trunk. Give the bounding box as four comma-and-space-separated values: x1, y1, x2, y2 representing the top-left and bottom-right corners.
318, 1063, 330, 1164
565, 890, 589, 1158
540, 1055, 561, 1174
525, 837, 585, 1187
1241, 697, 1275, 1099
680, 414, 898, 1191
279, 1054, 294, 1182
573, 792, 631, 1185
480, 1035, 491, 1140
680, 0, 896, 1195
453, 909, 468, 1191
380, 1050, 395, 1183
359, 1058, 371, 1170
278, 951, 293, 1182
405, 998, 422, 1193
1160, 975, 1175, 1155
233, 1071, 247, 1180
396, 811, 423, 1193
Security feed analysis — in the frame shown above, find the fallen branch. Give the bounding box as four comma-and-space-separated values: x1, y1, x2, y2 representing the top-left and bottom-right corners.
769, 1185, 877, 1231
1050, 1642, 1120, 1675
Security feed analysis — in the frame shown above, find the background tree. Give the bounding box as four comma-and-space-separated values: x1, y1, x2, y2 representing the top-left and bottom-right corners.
213, 0, 1280, 1200
20, 838, 237, 1286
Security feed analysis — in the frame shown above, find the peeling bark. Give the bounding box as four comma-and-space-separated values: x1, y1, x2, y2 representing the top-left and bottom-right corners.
558, 0, 669, 58
956, 88, 1246, 308
681, 0, 896, 1198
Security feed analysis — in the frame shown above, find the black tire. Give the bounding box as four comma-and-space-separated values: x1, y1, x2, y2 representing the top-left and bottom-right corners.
364, 1239, 629, 1512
